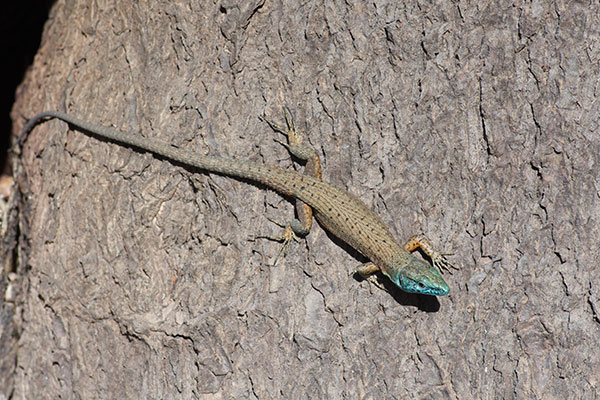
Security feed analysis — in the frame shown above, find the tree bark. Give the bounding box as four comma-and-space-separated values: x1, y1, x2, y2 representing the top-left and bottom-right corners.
4, 0, 600, 398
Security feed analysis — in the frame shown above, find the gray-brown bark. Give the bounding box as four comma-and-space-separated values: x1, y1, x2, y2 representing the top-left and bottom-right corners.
3, 0, 600, 398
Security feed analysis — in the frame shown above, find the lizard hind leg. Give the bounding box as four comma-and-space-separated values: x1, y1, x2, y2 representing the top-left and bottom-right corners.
256, 107, 325, 264
262, 107, 324, 234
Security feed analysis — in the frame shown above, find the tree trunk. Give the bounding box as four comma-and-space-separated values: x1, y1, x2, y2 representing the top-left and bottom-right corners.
4, 0, 599, 398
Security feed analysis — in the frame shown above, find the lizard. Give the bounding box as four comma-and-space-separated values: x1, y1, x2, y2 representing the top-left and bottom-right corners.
13, 109, 457, 296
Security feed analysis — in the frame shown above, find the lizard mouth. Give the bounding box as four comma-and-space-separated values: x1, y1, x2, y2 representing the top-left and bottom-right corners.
400, 277, 449, 296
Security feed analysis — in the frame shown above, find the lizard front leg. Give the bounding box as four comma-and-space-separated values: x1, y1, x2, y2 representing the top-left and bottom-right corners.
404, 234, 458, 273
354, 262, 390, 292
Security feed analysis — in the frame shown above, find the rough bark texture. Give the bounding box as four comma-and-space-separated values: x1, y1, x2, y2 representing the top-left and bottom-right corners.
4, 0, 600, 398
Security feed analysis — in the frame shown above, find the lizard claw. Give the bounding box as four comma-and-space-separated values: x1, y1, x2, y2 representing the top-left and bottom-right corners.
281, 106, 296, 132
259, 114, 286, 134
364, 275, 389, 293
251, 224, 300, 266
260, 106, 295, 134
272, 137, 290, 150
273, 226, 300, 265
432, 254, 459, 274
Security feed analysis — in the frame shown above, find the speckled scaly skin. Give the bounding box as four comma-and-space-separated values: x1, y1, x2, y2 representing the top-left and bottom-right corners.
15, 110, 456, 296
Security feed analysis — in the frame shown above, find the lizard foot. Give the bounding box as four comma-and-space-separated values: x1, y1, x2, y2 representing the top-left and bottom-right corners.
261, 107, 318, 161
432, 253, 459, 274
260, 106, 297, 138
252, 224, 301, 266
404, 234, 459, 274
354, 262, 389, 293
364, 275, 389, 293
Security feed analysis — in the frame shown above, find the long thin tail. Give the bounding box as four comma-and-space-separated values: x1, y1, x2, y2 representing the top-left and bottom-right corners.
13, 111, 305, 197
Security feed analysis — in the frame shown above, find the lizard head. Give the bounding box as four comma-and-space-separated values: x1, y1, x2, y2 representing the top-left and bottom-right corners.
387, 255, 449, 296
